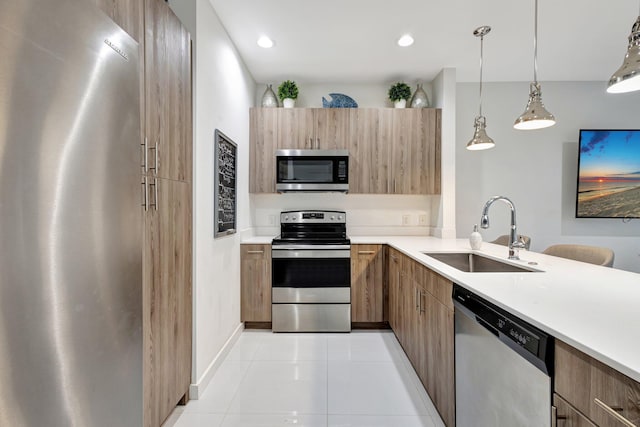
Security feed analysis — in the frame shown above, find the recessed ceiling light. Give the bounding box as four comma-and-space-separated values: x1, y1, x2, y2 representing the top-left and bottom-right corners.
257, 36, 274, 48
397, 34, 414, 47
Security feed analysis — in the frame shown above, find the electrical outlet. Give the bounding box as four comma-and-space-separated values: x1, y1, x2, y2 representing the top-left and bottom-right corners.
268, 215, 276, 226
418, 214, 427, 225
402, 215, 411, 226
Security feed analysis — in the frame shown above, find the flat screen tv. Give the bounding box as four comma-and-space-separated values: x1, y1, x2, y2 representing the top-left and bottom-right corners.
576, 129, 640, 218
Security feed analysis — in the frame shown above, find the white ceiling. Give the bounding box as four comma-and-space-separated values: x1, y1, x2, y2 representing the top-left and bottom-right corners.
207, 0, 638, 85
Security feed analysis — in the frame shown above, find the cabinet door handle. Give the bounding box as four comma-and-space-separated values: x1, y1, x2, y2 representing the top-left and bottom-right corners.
247, 250, 264, 254
141, 176, 148, 211
149, 139, 159, 174
309, 137, 313, 149
358, 250, 375, 255
419, 291, 426, 313
149, 178, 158, 211
594, 398, 636, 427
142, 137, 148, 172
316, 138, 320, 149
415, 288, 419, 312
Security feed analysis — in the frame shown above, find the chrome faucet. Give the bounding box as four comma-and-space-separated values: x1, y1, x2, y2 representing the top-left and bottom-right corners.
480, 196, 526, 260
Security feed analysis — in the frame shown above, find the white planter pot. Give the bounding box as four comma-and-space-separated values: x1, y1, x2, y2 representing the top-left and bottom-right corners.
283, 98, 295, 108
394, 99, 407, 109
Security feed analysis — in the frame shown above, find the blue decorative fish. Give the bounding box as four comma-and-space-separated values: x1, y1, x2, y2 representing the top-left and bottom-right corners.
322, 93, 358, 108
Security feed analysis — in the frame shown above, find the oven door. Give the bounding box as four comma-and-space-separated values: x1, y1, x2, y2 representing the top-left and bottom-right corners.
271, 246, 351, 303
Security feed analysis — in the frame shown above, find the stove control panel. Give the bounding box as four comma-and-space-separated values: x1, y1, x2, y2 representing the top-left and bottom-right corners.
280, 210, 346, 224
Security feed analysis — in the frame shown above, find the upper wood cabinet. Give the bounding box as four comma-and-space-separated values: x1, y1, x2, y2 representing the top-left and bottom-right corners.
351, 244, 385, 323
249, 107, 441, 195
390, 109, 441, 195
555, 340, 640, 427
350, 109, 393, 194
145, 0, 192, 182
249, 108, 278, 193
241, 244, 272, 322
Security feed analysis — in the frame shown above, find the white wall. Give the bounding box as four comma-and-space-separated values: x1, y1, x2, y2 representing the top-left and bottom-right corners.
251, 80, 453, 236
456, 81, 640, 272
169, 0, 256, 394
431, 68, 457, 239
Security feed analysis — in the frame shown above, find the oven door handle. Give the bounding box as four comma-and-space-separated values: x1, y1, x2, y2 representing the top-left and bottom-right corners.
272, 244, 350, 251
272, 249, 351, 259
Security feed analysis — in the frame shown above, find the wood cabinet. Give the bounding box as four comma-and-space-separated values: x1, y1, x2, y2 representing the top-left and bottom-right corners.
249, 108, 278, 193
143, 177, 192, 427
388, 247, 401, 331
350, 109, 393, 194
145, 0, 192, 183
248, 108, 441, 195
142, 1, 192, 426
387, 250, 454, 427
351, 244, 385, 323
555, 340, 640, 427
554, 394, 598, 427
390, 109, 441, 195
241, 244, 272, 322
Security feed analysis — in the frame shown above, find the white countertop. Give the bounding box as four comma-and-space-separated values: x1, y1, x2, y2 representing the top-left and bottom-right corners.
243, 235, 640, 382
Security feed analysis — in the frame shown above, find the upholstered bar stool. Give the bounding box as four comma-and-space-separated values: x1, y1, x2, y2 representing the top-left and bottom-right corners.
542, 244, 615, 267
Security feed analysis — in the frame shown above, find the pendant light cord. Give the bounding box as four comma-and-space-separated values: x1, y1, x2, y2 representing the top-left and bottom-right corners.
479, 34, 484, 117
533, 0, 538, 83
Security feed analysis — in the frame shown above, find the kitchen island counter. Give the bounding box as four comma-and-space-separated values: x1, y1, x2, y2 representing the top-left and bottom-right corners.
351, 236, 640, 383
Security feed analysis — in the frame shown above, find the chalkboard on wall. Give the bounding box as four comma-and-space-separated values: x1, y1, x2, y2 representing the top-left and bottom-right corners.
214, 129, 237, 238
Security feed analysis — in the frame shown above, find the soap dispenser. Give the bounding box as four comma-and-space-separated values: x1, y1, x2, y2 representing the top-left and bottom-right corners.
470, 224, 482, 250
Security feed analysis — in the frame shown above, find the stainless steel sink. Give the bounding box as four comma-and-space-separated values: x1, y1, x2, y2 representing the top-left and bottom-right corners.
422, 252, 538, 273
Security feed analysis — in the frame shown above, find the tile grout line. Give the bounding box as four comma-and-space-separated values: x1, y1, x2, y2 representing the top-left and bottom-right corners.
325, 334, 329, 427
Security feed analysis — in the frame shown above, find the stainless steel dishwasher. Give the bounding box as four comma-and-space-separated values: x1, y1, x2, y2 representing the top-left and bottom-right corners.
453, 284, 554, 427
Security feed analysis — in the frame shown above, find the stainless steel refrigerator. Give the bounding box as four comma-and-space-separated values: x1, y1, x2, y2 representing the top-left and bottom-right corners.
0, 0, 142, 426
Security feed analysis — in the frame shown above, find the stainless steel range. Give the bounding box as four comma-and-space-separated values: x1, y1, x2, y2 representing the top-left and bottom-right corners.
271, 210, 351, 332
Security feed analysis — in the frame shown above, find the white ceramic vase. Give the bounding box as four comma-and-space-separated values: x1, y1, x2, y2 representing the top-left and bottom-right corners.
283, 98, 295, 108
394, 99, 407, 109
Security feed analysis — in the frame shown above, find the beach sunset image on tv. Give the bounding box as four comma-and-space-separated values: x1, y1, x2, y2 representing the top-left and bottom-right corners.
576, 130, 640, 218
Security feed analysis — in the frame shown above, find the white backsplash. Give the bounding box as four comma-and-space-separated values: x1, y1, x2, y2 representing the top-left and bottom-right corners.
250, 193, 436, 237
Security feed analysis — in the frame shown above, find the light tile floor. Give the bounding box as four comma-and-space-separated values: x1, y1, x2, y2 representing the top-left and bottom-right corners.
162, 330, 445, 427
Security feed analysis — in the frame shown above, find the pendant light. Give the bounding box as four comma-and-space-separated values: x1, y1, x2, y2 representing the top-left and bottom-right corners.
514, 0, 555, 130
607, 2, 640, 93
467, 26, 495, 151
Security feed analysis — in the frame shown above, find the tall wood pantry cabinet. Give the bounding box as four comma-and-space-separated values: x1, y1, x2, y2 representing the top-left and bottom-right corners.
89, 1, 193, 426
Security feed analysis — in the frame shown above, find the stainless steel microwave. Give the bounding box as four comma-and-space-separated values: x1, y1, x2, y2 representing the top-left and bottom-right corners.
276, 149, 349, 192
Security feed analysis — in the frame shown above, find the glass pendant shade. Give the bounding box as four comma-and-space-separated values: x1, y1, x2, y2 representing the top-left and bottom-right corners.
467, 116, 495, 150
514, 82, 556, 130
607, 16, 640, 93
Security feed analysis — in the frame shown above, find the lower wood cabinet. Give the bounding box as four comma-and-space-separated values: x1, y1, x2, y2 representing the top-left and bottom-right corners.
143, 177, 192, 427
350, 244, 385, 323
555, 340, 640, 427
554, 394, 598, 427
388, 250, 454, 427
240, 244, 272, 322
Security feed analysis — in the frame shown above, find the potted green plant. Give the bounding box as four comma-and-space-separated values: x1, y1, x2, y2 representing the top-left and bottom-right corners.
278, 80, 299, 108
388, 82, 412, 108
